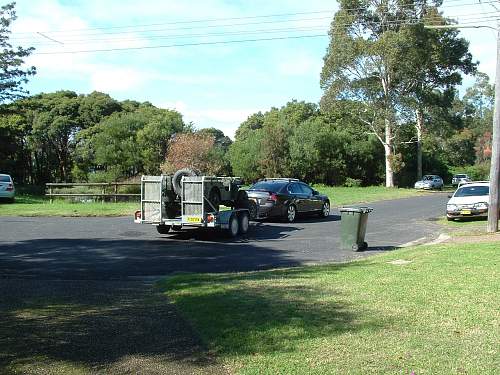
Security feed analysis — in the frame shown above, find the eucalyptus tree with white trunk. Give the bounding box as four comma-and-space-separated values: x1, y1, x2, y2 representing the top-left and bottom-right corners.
320, 0, 474, 186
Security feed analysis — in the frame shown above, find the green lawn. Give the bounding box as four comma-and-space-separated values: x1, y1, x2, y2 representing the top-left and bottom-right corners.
0, 195, 138, 217
314, 185, 424, 206
159, 243, 500, 374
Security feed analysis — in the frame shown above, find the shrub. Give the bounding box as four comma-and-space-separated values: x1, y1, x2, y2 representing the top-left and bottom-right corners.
344, 178, 362, 187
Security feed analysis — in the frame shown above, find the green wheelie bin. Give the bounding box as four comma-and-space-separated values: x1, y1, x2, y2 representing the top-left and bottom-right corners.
339, 207, 373, 251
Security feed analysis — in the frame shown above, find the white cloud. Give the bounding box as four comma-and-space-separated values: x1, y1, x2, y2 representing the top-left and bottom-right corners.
159, 101, 260, 138
277, 53, 322, 76
90, 67, 149, 92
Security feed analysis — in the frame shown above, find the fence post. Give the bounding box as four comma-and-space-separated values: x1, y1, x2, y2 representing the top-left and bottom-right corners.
114, 183, 118, 203
102, 185, 105, 204
49, 185, 53, 204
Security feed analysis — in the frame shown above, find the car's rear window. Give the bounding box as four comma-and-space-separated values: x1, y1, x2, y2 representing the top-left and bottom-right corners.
249, 181, 287, 193
455, 186, 489, 197
455, 174, 466, 178
0, 175, 11, 182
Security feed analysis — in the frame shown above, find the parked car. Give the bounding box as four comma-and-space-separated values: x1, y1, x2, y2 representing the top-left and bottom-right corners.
0, 173, 15, 202
446, 181, 490, 221
452, 173, 471, 186
414, 175, 444, 190
246, 178, 330, 222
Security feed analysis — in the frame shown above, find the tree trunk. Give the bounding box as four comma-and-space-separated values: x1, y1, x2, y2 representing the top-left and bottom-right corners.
385, 117, 394, 187
415, 108, 424, 181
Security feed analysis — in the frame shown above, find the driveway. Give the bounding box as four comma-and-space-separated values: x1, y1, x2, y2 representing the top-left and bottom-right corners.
0, 193, 448, 280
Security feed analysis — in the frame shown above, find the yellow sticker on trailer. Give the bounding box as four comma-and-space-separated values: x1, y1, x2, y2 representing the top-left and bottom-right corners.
186, 216, 202, 223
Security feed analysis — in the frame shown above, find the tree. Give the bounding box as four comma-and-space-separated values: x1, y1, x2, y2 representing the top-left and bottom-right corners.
0, 2, 35, 103
399, 8, 475, 179
320, 0, 452, 187
136, 106, 186, 174
162, 133, 226, 175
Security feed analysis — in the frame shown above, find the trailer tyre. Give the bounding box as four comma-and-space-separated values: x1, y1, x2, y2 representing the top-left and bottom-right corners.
238, 211, 250, 234
156, 225, 171, 234
172, 168, 200, 196
228, 214, 239, 238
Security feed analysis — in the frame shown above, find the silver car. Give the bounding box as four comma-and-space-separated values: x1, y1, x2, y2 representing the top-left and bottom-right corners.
0, 174, 15, 202
451, 174, 471, 187
414, 175, 444, 190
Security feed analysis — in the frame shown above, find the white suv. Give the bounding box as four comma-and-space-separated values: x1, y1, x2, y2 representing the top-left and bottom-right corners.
446, 181, 489, 221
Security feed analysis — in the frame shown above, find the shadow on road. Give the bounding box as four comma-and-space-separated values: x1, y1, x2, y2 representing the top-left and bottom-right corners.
0, 279, 226, 374
0, 234, 304, 280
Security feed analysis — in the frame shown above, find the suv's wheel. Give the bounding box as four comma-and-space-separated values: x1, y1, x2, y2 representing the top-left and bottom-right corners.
285, 204, 296, 223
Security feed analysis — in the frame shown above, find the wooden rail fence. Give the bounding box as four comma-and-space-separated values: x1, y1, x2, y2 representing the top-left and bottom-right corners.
46, 182, 140, 203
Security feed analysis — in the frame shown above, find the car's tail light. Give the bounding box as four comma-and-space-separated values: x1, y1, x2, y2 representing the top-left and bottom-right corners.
134, 211, 141, 220
267, 193, 278, 203
206, 214, 214, 223
6, 183, 13, 191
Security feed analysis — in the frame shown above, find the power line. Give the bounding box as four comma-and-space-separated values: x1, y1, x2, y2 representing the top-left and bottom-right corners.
33, 33, 328, 55
19, 9, 500, 48
11, 0, 494, 38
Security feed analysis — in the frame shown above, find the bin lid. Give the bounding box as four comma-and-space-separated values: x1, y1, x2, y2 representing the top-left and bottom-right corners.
339, 206, 373, 213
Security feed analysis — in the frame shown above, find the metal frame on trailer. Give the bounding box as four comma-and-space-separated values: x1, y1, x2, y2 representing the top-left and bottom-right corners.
135, 174, 250, 236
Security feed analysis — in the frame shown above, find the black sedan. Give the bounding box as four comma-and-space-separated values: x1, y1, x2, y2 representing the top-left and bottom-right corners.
246, 178, 330, 222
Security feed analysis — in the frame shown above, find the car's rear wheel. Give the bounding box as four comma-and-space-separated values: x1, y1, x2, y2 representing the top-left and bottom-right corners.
285, 204, 296, 223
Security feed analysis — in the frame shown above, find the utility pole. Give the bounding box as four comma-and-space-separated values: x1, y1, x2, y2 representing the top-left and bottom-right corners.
488, 25, 500, 232
426, 23, 500, 232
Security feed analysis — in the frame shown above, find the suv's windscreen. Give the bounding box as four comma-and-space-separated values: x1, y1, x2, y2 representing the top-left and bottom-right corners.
455, 186, 489, 197
0, 176, 11, 182
423, 175, 434, 180
249, 181, 287, 193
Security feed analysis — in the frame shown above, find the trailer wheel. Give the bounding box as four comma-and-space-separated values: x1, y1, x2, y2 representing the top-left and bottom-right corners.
238, 211, 250, 234
156, 225, 171, 234
227, 214, 239, 237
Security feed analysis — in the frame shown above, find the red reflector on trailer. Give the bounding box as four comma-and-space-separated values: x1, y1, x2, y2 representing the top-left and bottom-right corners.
206, 214, 214, 223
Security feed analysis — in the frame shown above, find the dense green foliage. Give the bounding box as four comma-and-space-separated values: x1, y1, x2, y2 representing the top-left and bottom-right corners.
0, 91, 233, 184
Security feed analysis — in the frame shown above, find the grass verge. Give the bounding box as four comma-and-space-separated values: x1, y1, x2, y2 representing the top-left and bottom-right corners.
159, 243, 500, 374
0, 195, 138, 217
313, 185, 425, 206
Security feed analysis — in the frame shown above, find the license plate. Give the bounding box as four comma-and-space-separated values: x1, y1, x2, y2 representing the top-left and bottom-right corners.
460, 209, 471, 215
186, 216, 201, 223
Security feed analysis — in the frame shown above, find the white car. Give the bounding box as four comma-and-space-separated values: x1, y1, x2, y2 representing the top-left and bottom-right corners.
0, 173, 15, 202
446, 181, 489, 221
414, 175, 444, 190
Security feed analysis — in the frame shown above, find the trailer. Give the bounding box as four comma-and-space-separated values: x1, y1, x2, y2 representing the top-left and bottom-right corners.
134, 172, 251, 237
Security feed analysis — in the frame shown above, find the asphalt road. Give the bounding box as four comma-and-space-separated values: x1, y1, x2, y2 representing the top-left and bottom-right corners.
0, 193, 449, 281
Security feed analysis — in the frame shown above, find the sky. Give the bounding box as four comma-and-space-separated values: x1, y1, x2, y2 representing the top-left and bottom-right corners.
11, 0, 499, 138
